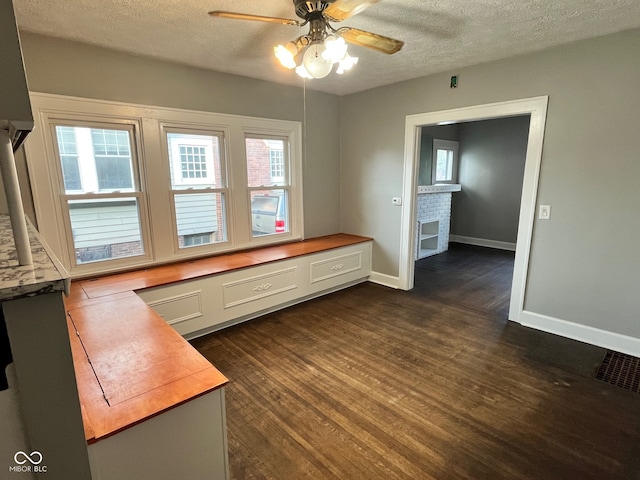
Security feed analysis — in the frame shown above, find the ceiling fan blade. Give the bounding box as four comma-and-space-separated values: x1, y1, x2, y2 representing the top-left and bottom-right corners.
208, 11, 301, 26
323, 0, 379, 22
339, 27, 404, 54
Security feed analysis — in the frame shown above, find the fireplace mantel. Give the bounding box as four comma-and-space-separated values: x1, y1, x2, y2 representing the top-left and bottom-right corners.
417, 184, 461, 194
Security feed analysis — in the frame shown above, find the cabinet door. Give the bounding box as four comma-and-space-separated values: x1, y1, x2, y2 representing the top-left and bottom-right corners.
89, 389, 229, 480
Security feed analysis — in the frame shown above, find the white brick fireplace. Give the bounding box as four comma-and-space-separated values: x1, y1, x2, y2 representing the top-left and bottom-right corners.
415, 184, 461, 260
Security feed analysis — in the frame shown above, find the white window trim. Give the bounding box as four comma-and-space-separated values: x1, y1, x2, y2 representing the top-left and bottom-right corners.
25, 92, 304, 277
36, 117, 153, 273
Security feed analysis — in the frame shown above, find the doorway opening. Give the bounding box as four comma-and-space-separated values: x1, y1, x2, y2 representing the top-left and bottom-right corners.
398, 97, 548, 324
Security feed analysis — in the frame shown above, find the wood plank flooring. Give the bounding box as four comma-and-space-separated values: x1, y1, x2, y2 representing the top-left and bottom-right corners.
191, 243, 640, 480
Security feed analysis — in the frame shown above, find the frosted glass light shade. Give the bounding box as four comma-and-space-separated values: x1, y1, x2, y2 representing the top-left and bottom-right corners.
322, 36, 348, 64
295, 65, 313, 79
274, 43, 297, 69
336, 53, 358, 74
302, 42, 333, 79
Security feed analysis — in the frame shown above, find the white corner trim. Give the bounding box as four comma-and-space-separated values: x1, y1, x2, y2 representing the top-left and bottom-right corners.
449, 235, 516, 251
520, 310, 640, 357
368, 271, 401, 289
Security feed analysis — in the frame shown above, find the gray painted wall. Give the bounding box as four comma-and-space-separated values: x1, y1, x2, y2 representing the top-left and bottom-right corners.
14, 32, 342, 239
340, 28, 640, 338
451, 116, 530, 244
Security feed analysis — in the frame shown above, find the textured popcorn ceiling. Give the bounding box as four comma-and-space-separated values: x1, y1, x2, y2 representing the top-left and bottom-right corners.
14, 0, 640, 96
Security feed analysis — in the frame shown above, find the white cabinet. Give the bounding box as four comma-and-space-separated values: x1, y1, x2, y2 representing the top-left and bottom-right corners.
137, 242, 372, 339
221, 265, 299, 310
88, 389, 228, 480
310, 250, 363, 284
417, 220, 440, 259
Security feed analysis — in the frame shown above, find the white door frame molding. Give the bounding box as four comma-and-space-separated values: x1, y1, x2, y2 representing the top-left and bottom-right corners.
399, 96, 549, 323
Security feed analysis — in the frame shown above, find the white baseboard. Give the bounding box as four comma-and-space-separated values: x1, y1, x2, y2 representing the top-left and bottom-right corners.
449, 235, 516, 251
368, 271, 401, 289
519, 310, 640, 357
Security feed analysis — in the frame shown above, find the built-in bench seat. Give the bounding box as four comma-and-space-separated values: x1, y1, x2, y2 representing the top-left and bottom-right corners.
63, 233, 372, 480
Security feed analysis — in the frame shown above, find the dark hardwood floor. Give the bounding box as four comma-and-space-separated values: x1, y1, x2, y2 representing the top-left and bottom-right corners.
191, 243, 640, 480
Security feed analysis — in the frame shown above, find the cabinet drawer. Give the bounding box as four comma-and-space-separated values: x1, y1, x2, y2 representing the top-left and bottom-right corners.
310, 251, 362, 284
222, 267, 297, 309
145, 290, 203, 326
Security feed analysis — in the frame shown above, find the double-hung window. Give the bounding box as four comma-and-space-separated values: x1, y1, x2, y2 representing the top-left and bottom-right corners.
164, 129, 228, 249
51, 122, 150, 267
246, 136, 289, 237
26, 94, 303, 276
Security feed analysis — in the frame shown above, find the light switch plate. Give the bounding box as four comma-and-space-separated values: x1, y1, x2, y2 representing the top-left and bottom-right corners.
539, 205, 551, 220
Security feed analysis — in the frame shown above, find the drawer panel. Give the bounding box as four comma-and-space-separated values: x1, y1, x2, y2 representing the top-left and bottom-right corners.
222, 267, 297, 309
145, 290, 202, 326
310, 251, 363, 284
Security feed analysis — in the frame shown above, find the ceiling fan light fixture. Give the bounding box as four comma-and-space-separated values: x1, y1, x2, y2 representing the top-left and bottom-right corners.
336, 53, 358, 74
321, 35, 348, 63
295, 64, 314, 79
274, 42, 298, 69
302, 41, 333, 78
211, 0, 405, 81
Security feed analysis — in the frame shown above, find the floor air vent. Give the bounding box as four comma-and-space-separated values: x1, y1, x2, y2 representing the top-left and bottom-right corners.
596, 351, 640, 393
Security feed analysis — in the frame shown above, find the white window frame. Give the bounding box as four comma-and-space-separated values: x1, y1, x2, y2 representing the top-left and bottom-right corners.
432, 139, 459, 184
40, 117, 153, 274
25, 93, 304, 277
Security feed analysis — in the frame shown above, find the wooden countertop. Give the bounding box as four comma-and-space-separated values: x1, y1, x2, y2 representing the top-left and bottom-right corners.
65, 234, 371, 443
66, 294, 228, 443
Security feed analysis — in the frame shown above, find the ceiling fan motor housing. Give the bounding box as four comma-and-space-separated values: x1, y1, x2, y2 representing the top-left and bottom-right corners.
294, 0, 336, 19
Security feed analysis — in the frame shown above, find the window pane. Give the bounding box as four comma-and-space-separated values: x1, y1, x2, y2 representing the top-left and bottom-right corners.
435, 149, 454, 182
54, 126, 136, 194
68, 198, 144, 264
246, 138, 286, 187
166, 132, 222, 189
91, 129, 130, 156
95, 156, 134, 190
61, 155, 82, 191
175, 192, 227, 248
250, 189, 288, 237
91, 129, 134, 191
55, 126, 82, 192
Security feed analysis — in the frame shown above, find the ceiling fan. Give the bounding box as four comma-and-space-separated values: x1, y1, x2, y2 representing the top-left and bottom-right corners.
208, 0, 404, 79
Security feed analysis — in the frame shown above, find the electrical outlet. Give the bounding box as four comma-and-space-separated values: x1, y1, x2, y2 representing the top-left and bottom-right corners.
539, 205, 551, 220
392, 197, 402, 206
